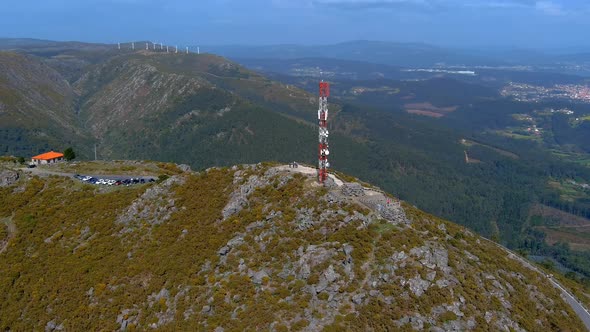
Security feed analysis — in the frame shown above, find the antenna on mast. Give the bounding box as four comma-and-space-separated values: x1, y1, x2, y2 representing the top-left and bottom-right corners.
318, 81, 330, 183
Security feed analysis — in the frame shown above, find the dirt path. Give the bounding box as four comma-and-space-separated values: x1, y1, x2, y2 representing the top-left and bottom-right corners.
20, 167, 156, 181
274, 164, 344, 186
0, 216, 16, 254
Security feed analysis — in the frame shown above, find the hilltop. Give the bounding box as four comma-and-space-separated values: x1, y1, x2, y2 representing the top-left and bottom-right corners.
0, 161, 586, 331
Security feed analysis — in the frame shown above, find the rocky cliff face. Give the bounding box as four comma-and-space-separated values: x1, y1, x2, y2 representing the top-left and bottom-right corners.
0, 168, 18, 187
74, 55, 212, 138
0, 162, 584, 331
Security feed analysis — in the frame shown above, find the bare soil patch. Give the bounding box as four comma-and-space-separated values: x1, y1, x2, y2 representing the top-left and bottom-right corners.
406, 110, 444, 118
404, 102, 458, 118
530, 204, 590, 227
537, 226, 590, 251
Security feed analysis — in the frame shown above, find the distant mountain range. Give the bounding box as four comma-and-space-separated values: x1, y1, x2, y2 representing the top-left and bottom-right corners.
3, 37, 590, 69
206, 40, 504, 68
205, 40, 590, 69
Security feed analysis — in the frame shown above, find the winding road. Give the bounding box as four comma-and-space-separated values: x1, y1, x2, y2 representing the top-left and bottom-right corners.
483, 237, 590, 330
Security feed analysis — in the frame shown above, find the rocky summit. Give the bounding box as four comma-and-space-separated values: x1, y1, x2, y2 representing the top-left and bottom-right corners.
0, 162, 586, 331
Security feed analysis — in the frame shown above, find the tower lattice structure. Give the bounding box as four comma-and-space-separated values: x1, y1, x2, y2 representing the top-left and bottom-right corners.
318, 81, 330, 183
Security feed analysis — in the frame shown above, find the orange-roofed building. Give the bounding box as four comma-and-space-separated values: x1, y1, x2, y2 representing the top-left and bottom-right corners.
31, 151, 64, 165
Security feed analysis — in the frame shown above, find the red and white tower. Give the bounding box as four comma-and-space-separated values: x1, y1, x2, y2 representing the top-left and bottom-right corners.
318, 81, 330, 183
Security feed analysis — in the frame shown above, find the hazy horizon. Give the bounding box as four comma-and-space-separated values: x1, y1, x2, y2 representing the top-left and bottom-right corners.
2, 0, 590, 51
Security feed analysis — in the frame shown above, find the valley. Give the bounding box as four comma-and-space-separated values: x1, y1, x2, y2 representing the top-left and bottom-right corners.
3, 38, 590, 317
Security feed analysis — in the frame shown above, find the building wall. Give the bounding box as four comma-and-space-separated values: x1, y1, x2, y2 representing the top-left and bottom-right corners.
31, 158, 64, 165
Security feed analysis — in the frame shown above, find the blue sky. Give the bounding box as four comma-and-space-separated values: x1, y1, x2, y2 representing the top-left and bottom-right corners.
1, 0, 589, 49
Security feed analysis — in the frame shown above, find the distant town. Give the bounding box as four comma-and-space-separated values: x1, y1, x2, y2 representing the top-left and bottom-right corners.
501, 82, 590, 103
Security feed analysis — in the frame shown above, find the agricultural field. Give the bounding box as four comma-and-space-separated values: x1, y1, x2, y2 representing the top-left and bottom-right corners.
529, 204, 590, 251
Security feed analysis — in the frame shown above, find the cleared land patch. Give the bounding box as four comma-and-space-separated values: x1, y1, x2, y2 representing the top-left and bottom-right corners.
460, 139, 519, 159
404, 102, 458, 118
530, 204, 590, 251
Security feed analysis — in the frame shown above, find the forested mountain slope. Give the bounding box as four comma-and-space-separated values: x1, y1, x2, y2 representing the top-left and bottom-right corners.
0, 52, 91, 157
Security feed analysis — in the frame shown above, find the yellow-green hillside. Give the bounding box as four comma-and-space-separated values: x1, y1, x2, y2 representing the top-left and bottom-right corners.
0, 162, 585, 331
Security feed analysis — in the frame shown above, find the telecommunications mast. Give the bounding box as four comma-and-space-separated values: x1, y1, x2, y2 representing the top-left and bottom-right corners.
318, 81, 330, 183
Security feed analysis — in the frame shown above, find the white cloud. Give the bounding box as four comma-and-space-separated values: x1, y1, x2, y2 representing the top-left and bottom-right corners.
304, 0, 576, 16
535, 1, 565, 15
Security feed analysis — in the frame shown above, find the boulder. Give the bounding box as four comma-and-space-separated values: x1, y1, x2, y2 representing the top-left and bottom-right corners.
178, 164, 192, 172
252, 270, 269, 285
0, 169, 18, 187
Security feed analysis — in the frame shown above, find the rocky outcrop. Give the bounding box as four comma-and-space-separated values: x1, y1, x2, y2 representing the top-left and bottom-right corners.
0, 169, 18, 187
116, 175, 185, 233
341, 182, 365, 197
222, 171, 266, 220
